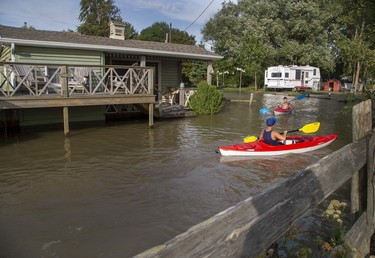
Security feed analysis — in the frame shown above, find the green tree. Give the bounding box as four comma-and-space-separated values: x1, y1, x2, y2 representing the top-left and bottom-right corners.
123, 21, 138, 39
202, 0, 337, 84
138, 22, 196, 45
78, 0, 122, 37
335, 0, 375, 92
188, 81, 224, 115
182, 61, 207, 86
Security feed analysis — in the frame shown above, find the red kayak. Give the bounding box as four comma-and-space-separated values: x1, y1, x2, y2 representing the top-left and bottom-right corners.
274, 107, 292, 115
218, 134, 338, 156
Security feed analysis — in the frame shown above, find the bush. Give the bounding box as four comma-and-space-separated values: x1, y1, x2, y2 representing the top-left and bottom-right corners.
188, 81, 225, 115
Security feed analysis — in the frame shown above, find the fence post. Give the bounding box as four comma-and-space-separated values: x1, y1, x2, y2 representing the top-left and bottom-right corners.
351, 99, 372, 218
346, 99, 372, 255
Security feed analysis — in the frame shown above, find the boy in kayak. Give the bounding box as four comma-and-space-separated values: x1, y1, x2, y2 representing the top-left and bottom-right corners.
259, 117, 287, 146
276, 97, 292, 110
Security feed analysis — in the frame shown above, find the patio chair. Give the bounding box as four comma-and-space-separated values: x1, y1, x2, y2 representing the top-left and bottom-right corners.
68, 66, 89, 93
13, 65, 48, 95
50, 66, 90, 95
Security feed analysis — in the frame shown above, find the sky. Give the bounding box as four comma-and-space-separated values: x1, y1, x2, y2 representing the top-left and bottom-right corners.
0, 0, 236, 44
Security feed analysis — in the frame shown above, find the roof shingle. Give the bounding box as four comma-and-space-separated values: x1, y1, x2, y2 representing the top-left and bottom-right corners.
0, 24, 222, 60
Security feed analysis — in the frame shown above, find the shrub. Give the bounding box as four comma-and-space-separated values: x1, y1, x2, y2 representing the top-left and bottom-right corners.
188, 81, 225, 115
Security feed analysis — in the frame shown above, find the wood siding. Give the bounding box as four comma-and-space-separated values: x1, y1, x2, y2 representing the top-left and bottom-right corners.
15, 46, 104, 65
20, 106, 105, 126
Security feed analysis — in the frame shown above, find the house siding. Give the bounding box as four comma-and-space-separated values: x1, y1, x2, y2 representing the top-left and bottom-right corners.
20, 106, 105, 126
15, 46, 104, 65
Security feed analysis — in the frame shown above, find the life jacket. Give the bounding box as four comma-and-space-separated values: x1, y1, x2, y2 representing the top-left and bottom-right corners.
263, 130, 283, 146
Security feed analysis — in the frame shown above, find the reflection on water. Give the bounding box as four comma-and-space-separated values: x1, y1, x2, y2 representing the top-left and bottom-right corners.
0, 92, 352, 257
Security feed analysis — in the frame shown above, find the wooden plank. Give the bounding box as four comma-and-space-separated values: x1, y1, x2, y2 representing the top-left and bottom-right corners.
368, 133, 375, 231
351, 100, 372, 219
345, 211, 371, 257
135, 139, 367, 258
352, 99, 372, 140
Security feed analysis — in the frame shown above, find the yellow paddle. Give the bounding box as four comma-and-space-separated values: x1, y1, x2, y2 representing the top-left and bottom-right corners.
243, 122, 320, 143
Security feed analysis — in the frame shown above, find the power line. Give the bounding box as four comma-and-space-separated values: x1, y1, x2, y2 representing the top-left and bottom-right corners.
183, 0, 215, 32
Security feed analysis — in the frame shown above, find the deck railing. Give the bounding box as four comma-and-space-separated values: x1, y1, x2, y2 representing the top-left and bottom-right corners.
0, 62, 154, 97
135, 99, 374, 257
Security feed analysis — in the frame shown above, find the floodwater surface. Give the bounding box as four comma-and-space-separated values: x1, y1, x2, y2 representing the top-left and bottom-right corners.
0, 92, 352, 257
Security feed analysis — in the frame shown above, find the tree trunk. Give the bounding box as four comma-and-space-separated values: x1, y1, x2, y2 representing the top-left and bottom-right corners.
355, 61, 362, 92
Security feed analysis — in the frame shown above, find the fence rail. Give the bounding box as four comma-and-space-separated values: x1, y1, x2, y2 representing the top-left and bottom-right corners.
0, 62, 154, 97
135, 99, 374, 258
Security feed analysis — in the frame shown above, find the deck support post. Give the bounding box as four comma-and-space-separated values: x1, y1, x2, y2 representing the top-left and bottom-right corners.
148, 103, 153, 127
63, 107, 69, 136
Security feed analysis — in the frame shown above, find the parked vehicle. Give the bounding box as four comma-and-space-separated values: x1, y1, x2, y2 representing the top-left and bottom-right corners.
264, 65, 321, 90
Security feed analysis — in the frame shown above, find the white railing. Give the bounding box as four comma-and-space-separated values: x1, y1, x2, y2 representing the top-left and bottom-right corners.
0, 63, 154, 97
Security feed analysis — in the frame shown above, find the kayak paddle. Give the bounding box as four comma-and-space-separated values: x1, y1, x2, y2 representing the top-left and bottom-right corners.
290, 93, 306, 102
286, 121, 320, 133
259, 107, 269, 114
259, 93, 306, 114
243, 122, 320, 143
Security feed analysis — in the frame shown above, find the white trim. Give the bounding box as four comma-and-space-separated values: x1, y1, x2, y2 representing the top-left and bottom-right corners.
0, 38, 223, 60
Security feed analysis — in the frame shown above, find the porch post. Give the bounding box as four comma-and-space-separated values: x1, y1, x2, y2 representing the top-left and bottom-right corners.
61, 65, 70, 136
207, 61, 213, 85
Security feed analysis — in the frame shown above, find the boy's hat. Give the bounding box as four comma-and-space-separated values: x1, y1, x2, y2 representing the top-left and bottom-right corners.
266, 117, 277, 126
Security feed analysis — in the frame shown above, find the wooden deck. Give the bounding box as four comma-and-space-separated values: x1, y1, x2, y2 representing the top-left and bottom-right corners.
0, 94, 155, 109
0, 62, 156, 134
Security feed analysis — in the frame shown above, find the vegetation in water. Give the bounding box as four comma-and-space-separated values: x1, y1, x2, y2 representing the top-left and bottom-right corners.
188, 81, 224, 115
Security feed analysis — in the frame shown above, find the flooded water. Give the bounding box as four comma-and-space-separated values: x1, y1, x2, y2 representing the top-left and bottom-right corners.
0, 92, 352, 257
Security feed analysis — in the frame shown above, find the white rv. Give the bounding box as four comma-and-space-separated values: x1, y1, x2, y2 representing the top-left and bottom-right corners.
264, 65, 321, 90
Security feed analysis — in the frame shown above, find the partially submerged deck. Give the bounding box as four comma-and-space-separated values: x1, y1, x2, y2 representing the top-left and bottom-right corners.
0, 62, 156, 134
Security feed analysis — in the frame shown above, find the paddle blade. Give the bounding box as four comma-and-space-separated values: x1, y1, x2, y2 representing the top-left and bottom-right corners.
295, 94, 306, 100
259, 107, 269, 114
290, 94, 306, 102
299, 122, 320, 133
244, 136, 258, 143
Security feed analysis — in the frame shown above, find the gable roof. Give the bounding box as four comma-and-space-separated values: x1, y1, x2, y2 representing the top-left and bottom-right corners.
0, 24, 222, 60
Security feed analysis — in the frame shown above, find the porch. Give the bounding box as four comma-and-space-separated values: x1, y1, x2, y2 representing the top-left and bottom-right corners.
0, 62, 156, 135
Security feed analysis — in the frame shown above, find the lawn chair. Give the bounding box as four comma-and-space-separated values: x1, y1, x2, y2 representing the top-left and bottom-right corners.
68, 67, 89, 93
49, 66, 90, 95
13, 65, 48, 95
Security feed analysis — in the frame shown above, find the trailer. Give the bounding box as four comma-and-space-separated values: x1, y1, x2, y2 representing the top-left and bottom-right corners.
264, 65, 321, 90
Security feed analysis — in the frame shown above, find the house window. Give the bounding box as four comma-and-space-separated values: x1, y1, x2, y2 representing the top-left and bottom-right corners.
313, 69, 316, 76
305, 72, 309, 78
296, 70, 301, 80
285, 72, 289, 78
271, 72, 282, 78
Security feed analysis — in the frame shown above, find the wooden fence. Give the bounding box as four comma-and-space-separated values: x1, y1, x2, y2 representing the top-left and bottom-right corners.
134, 99, 374, 257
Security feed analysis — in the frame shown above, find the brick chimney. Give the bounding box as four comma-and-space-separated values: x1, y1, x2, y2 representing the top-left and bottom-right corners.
109, 21, 125, 40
